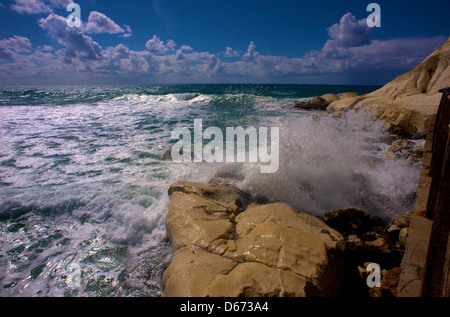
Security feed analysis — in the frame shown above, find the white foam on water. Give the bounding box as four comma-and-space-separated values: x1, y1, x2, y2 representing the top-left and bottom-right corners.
0, 91, 422, 296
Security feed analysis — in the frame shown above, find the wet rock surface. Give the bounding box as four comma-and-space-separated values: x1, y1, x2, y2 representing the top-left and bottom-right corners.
162, 181, 346, 297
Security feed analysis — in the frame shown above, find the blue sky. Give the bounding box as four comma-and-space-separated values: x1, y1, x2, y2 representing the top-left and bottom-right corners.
0, 0, 448, 85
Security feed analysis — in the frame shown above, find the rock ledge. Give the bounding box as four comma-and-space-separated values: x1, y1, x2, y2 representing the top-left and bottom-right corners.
162, 180, 346, 297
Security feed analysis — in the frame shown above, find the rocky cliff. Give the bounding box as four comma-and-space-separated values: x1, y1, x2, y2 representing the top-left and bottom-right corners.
323, 38, 450, 137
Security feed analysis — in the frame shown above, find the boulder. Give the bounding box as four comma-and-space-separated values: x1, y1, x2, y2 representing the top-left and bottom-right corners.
294, 96, 329, 110
294, 93, 351, 111
324, 208, 373, 237
162, 181, 346, 297
321, 93, 339, 104
387, 210, 413, 234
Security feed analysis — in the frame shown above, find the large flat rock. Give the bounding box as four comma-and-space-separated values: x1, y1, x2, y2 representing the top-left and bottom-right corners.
162, 181, 346, 297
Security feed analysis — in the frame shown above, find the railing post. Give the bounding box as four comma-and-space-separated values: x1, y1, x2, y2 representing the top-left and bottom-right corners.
422, 117, 450, 297
426, 88, 450, 219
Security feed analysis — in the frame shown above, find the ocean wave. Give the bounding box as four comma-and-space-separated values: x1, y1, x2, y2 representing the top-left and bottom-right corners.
236, 111, 420, 219
0, 84, 409, 297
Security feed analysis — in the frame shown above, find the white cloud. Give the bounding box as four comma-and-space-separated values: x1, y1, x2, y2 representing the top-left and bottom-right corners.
145, 35, 177, 54
121, 24, 133, 37
0, 35, 32, 60
242, 41, 258, 61
84, 11, 125, 34
10, 0, 72, 14
1, 35, 32, 53
38, 44, 54, 51
180, 45, 193, 52
11, 0, 52, 15
225, 46, 239, 57
326, 13, 373, 49
1, 11, 447, 85
39, 13, 103, 62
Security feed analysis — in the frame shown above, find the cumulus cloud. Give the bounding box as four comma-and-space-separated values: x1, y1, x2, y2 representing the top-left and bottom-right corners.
84, 11, 125, 34
11, 0, 52, 14
180, 45, 193, 52
84, 11, 126, 34
10, 0, 72, 14
327, 13, 373, 48
122, 24, 133, 37
39, 13, 102, 62
145, 35, 177, 54
242, 41, 258, 61
0, 35, 32, 60
225, 46, 239, 57
1, 10, 447, 85
1, 35, 32, 53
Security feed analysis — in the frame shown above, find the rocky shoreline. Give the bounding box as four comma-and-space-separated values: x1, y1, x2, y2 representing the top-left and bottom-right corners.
295, 38, 449, 139
161, 179, 413, 297
160, 39, 449, 297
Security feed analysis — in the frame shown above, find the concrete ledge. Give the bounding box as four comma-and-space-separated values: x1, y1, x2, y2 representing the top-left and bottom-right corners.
413, 169, 431, 217
397, 216, 433, 297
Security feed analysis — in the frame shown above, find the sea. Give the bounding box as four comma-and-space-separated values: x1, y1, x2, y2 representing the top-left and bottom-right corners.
0, 84, 423, 296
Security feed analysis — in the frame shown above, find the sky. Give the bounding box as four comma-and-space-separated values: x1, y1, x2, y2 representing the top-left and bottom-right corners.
0, 0, 448, 86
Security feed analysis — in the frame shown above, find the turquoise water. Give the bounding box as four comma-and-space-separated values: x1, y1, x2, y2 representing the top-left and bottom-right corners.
0, 84, 421, 296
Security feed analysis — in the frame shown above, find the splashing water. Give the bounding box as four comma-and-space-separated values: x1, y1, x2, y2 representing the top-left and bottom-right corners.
0, 84, 420, 296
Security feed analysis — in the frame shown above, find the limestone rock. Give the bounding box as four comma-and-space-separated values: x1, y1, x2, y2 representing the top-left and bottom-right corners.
337, 92, 359, 99
162, 181, 346, 297
294, 96, 329, 110
327, 38, 450, 137
320, 93, 339, 104
165, 180, 242, 251
398, 228, 408, 250
383, 151, 396, 160
294, 93, 354, 111
162, 245, 239, 297
387, 210, 412, 233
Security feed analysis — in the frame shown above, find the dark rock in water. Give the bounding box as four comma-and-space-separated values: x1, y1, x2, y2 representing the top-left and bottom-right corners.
161, 149, 172, 160
325, 207, 406, 296
324, 208, 373, 237
161, 146, 196, 161
294, 96, 329, 110
293, 93, 359, 111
